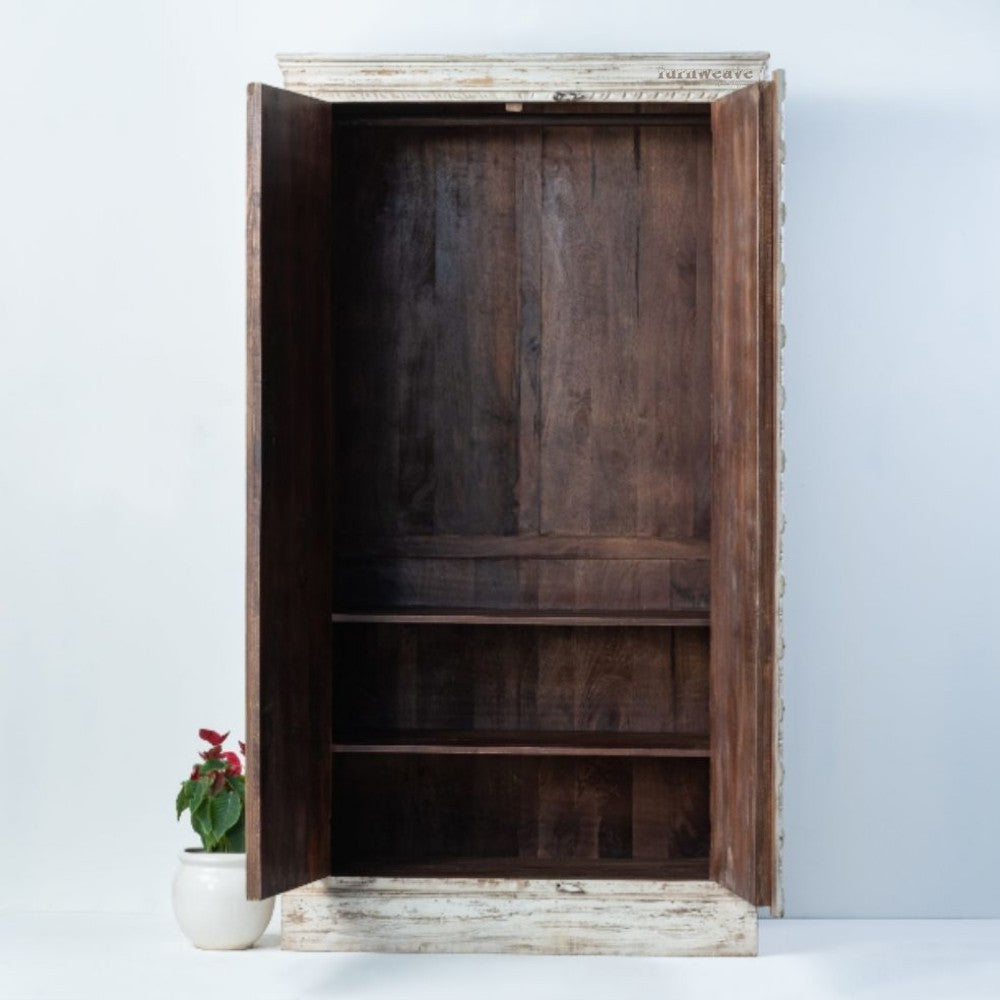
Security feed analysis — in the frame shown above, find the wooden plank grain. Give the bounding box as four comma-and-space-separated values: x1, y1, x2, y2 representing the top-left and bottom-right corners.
516, 128, 543, 535
330, 113, 714, 128
589, 127, 640, 536
632, 757, 711, 859
710, 80, 758, 904
324, 858, 710, 879
709, 82, 776, 906
333, 533, 709, 560
539, 125, 598, 535
388, 129, 439, 535
432, 127, 520, 536
331, 126, 406, 537
672, 627, 711, 733
538, 126, 643, 537
246, 84, 333, 900
329, 608, 709, 625
335, 556, 701, 612
755, 78, 780, 911
636, 123, 713, 540
332, 623, 709, 737
536, 757, 632, 860
330, 730, 711, 757
330, 754, 710, 873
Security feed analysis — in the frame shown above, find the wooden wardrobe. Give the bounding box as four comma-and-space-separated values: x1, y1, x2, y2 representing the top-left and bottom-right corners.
246, 53, 783, 956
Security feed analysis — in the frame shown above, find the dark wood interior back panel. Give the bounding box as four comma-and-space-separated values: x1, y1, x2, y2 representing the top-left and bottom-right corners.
333, 624, 709, 735
331, 124, 520, 539
709, 81, 777, 907
330, 754, 709, 873
246, 84, 333, 899
330, 116, 712, 612
538, 125, 712, 538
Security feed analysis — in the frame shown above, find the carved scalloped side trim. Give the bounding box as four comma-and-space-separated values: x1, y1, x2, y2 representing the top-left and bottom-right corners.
277, 52, 770, 103
773, 67, 787, 920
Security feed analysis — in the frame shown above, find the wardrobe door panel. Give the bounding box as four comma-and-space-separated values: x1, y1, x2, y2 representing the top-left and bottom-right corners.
246, 83, 334, 899
709, 80, 779, 907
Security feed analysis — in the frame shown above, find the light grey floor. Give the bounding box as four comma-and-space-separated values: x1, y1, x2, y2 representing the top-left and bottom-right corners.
2, 913, 998, 999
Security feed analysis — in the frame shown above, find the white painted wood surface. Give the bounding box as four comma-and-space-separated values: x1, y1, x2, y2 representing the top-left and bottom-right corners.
278, 52, 770, 103
281, 877, 757, 956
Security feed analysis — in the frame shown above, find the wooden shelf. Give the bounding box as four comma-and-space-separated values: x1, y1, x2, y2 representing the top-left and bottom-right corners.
329, 856, 710, 880
331, 609, 709, 627
334, 533, 710, 561
332, 730, 710, 758
337, 114, 712, 129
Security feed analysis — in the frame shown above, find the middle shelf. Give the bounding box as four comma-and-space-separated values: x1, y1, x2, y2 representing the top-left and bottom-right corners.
331, 730, 710, 758
331, 608, 710, 627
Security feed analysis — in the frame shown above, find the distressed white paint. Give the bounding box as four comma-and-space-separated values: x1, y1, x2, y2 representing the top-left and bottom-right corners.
278, 52, 770, 103
282, 877, 758, 956
772, 67, 787, 920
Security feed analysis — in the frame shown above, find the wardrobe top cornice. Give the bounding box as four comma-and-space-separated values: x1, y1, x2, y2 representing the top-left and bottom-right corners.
276, 52, 771, 103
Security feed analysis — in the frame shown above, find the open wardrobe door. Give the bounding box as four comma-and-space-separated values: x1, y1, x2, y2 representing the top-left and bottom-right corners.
709, 79, 781, 909
246, 83, 334, 900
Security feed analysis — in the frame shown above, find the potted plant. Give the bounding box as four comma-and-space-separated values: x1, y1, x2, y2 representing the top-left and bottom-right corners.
172, 728, 273, 949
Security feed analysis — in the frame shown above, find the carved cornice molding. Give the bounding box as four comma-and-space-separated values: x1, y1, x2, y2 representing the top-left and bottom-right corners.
277, 52, 770, 103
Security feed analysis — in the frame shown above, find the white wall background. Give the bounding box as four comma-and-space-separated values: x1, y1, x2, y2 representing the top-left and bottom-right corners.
1, 0, 998, 919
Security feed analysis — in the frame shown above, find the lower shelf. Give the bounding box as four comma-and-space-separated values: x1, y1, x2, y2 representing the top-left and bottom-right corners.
329, 856, 709, 879
331, 730, 710, 757
331, 753, 711, 873
331, 608, 710, 626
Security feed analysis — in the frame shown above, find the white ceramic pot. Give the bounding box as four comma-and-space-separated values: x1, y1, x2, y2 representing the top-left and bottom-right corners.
172, 850, 274, 950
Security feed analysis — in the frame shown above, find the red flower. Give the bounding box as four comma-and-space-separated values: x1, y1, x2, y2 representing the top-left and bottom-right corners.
221, 751, 242, 777
239, 741, 246, 756
211, 771, 226, 793
199, 728, 229, 745
190, 765, 201, 780
199, 745, 222, 761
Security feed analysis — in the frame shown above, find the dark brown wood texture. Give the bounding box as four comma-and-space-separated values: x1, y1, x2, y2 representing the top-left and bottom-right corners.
331, 731, 710, 756
709, 82, 777, 907
330, 755, 709, 874
330, 117, 713, 615
325, 857, 710, 879
245, 90, 778, 902
334, 534, 708, 560
330, 609, 708, 625
334, 557, 709, 612
333, 624, 708, 735
246, 84, 334, 899
755, 79, 780, 912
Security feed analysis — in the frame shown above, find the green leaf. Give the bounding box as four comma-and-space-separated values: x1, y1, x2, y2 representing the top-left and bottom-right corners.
191, 800, 216, 850
175, 781, 192, 819
188, 777, 209, 815
211, 789, 243, 840
222, 816, 245, 853
197, 757, 228, 773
